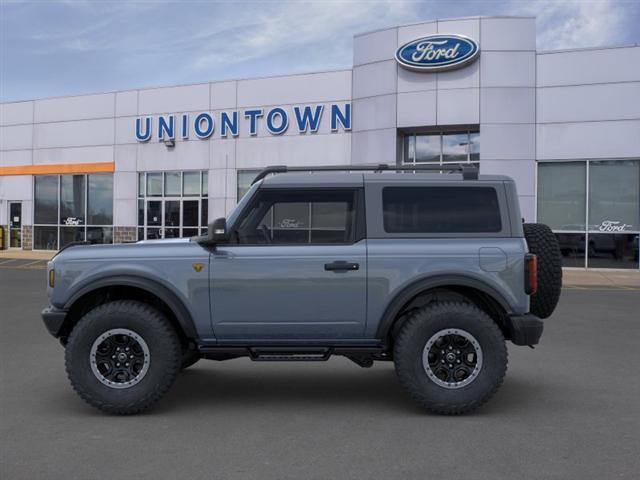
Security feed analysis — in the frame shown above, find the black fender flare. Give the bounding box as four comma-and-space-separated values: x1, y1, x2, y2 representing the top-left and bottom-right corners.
63, 275, 198, 339
375, 274, 513, 339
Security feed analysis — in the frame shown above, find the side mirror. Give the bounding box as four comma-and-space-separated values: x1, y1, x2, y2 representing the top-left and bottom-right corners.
207, 217, 229, 244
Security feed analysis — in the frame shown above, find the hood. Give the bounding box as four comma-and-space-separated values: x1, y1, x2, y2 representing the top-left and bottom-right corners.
50, 237, 199, 264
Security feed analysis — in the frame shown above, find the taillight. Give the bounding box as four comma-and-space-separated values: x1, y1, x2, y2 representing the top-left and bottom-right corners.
525, 254, 537, 295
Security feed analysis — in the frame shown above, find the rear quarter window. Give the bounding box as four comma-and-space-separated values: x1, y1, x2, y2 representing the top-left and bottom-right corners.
382, 186, 502, 233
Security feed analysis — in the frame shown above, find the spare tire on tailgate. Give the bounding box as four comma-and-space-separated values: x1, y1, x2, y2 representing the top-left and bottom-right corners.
523, 223, 562, 319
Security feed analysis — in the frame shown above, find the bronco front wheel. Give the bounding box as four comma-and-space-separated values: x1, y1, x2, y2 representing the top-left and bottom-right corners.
65, 300, 182, 414
394, 301, 507, 415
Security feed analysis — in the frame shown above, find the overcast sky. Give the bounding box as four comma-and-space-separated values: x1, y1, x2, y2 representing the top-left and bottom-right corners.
1, 0, 639, 102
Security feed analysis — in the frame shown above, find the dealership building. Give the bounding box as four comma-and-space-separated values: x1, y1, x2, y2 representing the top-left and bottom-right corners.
1, 16, 639, 269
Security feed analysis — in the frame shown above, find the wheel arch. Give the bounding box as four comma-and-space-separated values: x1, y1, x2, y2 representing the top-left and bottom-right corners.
376, 275, 513, 343
60, 275, 198, 344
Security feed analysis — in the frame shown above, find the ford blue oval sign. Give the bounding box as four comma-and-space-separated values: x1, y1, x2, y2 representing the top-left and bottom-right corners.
395, 34, 480, 72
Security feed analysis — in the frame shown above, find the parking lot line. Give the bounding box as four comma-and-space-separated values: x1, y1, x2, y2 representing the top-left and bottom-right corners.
0, 260, 47, 270
0, 258, 20, 266
15, 259, 46, 269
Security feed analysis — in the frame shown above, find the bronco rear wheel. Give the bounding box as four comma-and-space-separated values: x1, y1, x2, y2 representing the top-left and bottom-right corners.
65, 300, 181, 414
523, 223, 562, 319
394, 302, 507, 415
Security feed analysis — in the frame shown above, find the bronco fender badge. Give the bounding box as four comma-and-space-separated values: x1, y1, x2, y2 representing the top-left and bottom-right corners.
192, 263, 205, 273
395, 34, 480, 72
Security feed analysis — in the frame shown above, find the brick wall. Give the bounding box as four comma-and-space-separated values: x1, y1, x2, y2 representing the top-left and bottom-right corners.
113, 226, 137, 244
22, 225, 33, 250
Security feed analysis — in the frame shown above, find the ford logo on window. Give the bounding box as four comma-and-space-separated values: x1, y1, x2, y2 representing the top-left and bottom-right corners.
395, 34, 480, 72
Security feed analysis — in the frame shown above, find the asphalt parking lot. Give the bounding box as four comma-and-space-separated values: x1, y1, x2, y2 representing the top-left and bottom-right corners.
1, 266, 639, 480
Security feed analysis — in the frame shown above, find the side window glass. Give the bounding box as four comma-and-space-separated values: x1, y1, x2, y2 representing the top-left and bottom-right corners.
382, 186, 502, 233
236, 190, 355, 245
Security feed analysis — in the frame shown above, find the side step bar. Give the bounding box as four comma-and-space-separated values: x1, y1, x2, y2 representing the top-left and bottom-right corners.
199, 345, 388, 367
249, 347, 332, 362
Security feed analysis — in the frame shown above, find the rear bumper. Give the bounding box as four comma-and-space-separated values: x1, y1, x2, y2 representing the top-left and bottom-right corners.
506, 313, 543, 346
41, 305, 68, 338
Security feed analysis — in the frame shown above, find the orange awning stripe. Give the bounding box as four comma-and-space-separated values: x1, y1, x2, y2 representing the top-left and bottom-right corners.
0, 162, 115, 176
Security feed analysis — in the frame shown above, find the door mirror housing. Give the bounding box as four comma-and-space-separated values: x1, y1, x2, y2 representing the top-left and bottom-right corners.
207, 217, 229, 244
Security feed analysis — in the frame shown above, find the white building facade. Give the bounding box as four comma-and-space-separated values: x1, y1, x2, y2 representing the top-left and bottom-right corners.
1, 16, 639, 269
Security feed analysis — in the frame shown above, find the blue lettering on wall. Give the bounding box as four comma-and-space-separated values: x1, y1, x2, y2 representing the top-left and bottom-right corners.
181, 114, 189, 139
331, 104, 351, 132
221, 111, 238, 137
135, 117, 152, 142
194, 113, 214, 138
294, 105, 323, 133
266, 107, 289, 135
158, 115, 175, 140
244, 109, 263, 136
135, 103, 351, 142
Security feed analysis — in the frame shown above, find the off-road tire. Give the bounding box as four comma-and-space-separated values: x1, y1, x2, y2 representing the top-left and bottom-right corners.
523, 223, 562, 319
65, 300, 181, 414
181, 349, 200, 370
394, 302, 507, 415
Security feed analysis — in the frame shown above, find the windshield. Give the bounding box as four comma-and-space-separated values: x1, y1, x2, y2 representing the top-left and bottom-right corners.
226, 180, 261, 229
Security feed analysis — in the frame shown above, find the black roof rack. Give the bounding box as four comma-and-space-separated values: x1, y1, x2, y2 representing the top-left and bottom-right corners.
251, 163, 479, 185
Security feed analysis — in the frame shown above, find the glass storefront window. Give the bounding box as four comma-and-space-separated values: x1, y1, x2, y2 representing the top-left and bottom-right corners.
33, 226, 58, 250
138, 199, 144, 226
442, 133, 469, 163
60, 226, 85, 248
415, 135, 440, 163
164, 172, 181, 196
237, 170, 261, 200
403, 131, 479, 165
556, 233, 587, 268
403, 136, 415, 164
538, 160, 639, 269
34, 175, 58, 225
183, 172, 201, 196
87, 227, 113, 244
60, 175, 86, 225
201, 199, 208, 227
469, 133, 480, 161
588, 160, 639, 233
146, 173, 162, 197
587, 233, 639, 269
33, 173, 114, 249
88, 174, 113, 225
537, 162, 586, 231
202, 172, 208, 197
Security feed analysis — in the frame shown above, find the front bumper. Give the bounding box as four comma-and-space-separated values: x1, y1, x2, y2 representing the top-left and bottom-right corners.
41, 305, 68, 338
506, 313, 543, 346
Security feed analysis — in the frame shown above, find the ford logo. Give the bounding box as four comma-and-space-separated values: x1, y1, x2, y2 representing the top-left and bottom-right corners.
395, 34, 480, 72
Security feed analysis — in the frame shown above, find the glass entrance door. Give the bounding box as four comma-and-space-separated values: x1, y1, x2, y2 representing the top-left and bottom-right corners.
145, 200, 162, 239
164, 200, 180, 238
9, 202, 22, 248
144, 198, 191, 239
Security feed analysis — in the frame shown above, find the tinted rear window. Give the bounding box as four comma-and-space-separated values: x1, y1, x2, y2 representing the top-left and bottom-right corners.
382, 186, 502, 233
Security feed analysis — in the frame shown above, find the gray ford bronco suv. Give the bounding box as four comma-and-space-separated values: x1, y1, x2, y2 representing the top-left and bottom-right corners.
42, 164, 562, 415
